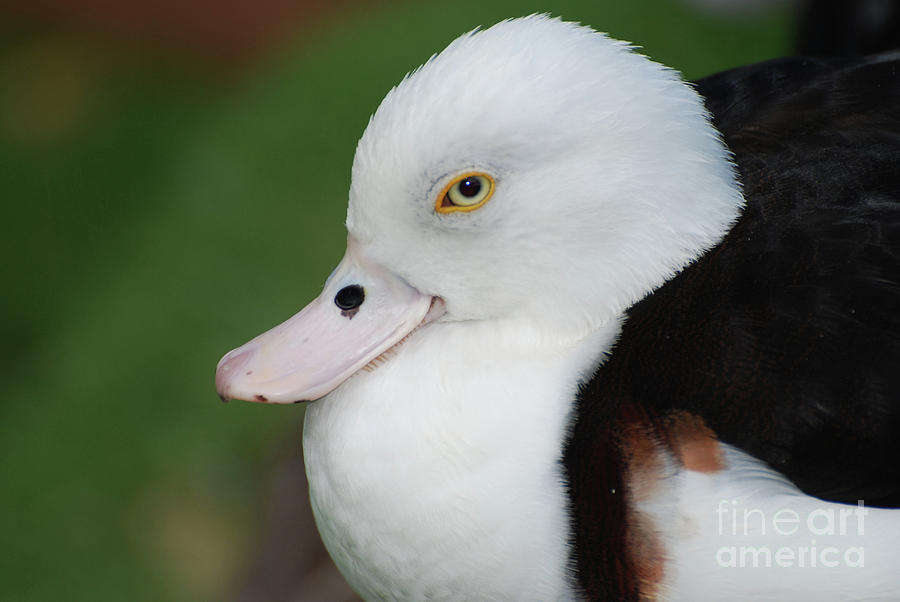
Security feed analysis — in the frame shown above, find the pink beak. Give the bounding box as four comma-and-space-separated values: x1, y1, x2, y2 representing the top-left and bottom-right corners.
215, 237, 444, 403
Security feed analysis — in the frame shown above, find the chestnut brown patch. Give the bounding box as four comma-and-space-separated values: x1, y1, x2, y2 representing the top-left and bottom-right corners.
662, 411, 725, 473
615, 406, 669, 600
619, 420, 666, 503
626, 509, 667, 601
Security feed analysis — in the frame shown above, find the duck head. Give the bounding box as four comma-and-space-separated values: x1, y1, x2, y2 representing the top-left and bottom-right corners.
215, 15, 743, 404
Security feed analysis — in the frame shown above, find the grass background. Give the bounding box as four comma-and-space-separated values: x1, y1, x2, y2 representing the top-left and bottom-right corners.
1, 1, 790, 600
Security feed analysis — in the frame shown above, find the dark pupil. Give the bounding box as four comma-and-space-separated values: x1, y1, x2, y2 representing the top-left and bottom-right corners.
335, 285, 365, 311
459, 178, 481, 198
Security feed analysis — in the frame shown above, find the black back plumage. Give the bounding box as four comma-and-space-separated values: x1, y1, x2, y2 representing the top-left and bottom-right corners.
564, 53, 900, 598
796, 0, 900, 56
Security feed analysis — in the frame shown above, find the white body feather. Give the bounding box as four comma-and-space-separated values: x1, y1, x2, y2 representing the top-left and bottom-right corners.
304, 319, 618, 600
652, 446, 900, 601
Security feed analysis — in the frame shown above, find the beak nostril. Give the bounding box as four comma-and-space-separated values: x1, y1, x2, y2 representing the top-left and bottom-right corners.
335, 284, 365, 311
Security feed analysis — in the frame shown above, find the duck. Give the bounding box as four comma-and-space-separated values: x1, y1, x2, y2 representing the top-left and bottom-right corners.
216, 15, 900, 601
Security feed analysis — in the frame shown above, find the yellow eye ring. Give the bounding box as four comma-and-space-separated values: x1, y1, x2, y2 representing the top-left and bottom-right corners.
435, 173, 495, 213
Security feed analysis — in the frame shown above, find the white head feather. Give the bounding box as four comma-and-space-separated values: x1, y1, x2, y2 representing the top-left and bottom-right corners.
347, 15, 743, 339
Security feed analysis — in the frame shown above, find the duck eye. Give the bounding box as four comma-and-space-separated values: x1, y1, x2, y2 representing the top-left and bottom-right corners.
436, 173, 495, 213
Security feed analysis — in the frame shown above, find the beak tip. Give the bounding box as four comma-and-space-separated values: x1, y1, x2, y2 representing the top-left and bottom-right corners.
215, 346, 253, 402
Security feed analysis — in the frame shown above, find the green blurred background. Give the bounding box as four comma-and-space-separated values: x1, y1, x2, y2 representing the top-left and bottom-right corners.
1, 1, 791, 600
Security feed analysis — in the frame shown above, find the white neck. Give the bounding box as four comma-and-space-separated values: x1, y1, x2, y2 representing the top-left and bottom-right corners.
302, 318, 618, 601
